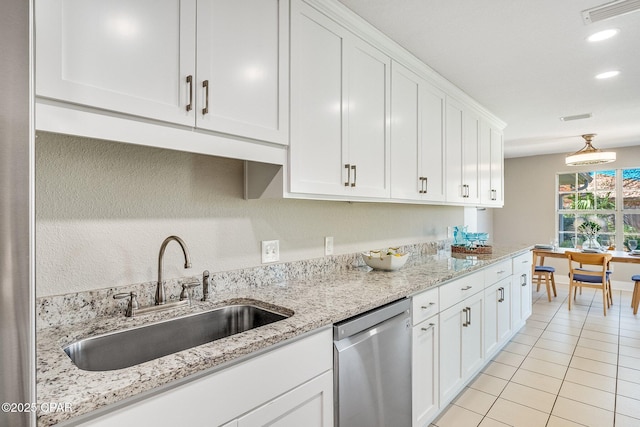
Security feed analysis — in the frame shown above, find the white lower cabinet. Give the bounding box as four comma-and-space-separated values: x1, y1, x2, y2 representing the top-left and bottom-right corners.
438, 289, 484, 405
484, 277, 512, 358
77, 329, 333, 427
512, 253, 533, 329
237, 371, 333, 427
412, 315, 439, 427
413, 253, 532, 426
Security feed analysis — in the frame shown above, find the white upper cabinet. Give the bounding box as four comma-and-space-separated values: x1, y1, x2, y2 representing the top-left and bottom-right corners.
36, 0, 197, 126
445, 98, 480, 205
391, 62, 445, 202
289, 0, 390, 199
480, 119, 505, 206
343, 37, 391, 198
36, 0, 288, 145
196, 0, 288, 144
289, 0, 346, 196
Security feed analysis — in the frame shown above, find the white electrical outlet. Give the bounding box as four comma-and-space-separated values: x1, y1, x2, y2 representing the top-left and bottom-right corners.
324, 236, 334, 256
261, 240, 279, 263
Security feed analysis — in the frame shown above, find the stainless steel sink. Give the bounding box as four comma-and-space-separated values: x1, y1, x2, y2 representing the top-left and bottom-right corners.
64, 303, 292, 371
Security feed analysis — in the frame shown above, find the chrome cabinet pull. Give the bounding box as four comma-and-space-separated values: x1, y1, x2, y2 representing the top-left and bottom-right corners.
467, 306, 472, 326
491, 189, 497, 200
421, 323, 435, 332
498, 287, 505, 302
186, 75, 193, 112
421, 302, 436, 309
351, 165, 356, 187
424, 177, 428, 193
461, 285, 472, 291
344, 164, 351, 186
521, 273, 527, 287
418, 177, 424, 194
202, 80, 209, 115
462, 307, 468, 327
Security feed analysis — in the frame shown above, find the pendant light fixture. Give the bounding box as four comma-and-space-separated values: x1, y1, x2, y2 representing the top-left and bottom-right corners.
565, 134, 616, 166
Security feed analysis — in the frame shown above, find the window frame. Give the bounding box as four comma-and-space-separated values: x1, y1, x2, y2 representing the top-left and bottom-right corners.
556, 168, 640, 249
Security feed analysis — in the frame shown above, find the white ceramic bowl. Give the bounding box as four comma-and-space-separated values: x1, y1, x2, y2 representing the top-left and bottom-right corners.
362, 251, 409, 271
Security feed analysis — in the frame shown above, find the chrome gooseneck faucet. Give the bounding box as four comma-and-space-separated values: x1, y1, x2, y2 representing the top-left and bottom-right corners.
157, 235, 192, 305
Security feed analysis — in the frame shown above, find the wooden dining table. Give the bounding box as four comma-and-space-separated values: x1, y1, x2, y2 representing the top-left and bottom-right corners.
532, 246, 640, 265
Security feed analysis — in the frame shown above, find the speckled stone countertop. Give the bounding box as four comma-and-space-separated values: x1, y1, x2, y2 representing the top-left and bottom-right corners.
37, 244, 531, 426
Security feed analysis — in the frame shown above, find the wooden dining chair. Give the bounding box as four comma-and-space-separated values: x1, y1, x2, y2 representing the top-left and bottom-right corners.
567, 251, 613, 316
532, 252, 557, 302
631, 275, 640, 315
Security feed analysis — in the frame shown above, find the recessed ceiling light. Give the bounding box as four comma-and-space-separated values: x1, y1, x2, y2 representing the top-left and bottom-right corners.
595, 70, 620, 79
587, 28, 619, 42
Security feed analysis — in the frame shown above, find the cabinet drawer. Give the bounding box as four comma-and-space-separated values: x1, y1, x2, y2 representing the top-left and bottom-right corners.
512, 252, 532, 273
412, 287, 439, 325
439, 271, 483, 311
484, 260, 512, 286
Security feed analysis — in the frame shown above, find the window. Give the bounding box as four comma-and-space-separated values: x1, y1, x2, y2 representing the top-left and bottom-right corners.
557, 168, 640, 249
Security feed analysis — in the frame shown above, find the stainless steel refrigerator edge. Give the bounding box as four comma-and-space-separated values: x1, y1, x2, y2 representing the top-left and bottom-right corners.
0, 0, 36, 426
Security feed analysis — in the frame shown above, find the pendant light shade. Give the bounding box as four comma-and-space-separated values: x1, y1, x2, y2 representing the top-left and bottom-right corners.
565, 134, 616, 166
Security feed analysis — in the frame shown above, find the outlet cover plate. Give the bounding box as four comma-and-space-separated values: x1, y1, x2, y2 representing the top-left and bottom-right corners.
261, 240, 279, 263
324, 236, 334, 256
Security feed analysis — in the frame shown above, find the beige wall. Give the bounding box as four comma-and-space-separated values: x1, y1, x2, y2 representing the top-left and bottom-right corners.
495, 145, 640, 289
36, 132, 463, 297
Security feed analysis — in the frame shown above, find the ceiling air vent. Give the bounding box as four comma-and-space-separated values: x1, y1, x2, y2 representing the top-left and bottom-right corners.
582, 0, 640, 24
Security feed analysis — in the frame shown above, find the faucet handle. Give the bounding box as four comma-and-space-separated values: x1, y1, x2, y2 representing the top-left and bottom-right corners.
201, 270, 211, 301
180, 281, 201, 304
113, 292, 139, 317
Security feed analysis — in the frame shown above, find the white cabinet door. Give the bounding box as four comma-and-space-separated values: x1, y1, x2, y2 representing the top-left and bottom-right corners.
390, 62, 420, 200
445, 99, 464, 203
413, 316, 439, 427
439, 302, 464, 404
513, 270, 532, 327
445, 98, 479, 204
462, 108, 480, 204
420, 83, 446, 202
36, 0, 196, 126
390, 62, 445, 202
238, 371, 333, 427
344, 37, 391, 198
484, 281, 499, 358
289, 0, 346, 196
196, 0, 288, 144
289, 0, 390, 199
480, 119, 504, 206
512, 253, 532, 329
461, 291, 484, 380
485, 276, 513, 358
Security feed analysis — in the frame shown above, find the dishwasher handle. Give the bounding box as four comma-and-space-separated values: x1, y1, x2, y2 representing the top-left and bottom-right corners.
333, 309, 410, 353
334, 298, 411, 340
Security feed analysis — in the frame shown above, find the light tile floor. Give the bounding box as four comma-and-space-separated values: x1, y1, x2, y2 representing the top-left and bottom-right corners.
432, 283, 640, 427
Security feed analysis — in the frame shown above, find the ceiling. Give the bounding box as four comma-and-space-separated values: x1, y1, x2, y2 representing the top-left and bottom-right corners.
337, 0, 640, 158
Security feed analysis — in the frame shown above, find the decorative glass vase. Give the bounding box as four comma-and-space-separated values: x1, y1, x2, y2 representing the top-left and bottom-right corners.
583, 236, 600, 249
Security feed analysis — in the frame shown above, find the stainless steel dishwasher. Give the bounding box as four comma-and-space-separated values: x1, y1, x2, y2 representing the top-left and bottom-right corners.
333, 298, 412, 427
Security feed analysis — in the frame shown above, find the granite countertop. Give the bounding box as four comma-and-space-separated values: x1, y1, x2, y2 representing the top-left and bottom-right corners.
37, 244, 531, 426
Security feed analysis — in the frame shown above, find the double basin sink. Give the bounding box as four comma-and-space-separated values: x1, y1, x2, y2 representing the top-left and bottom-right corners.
64, 302, 292, 372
